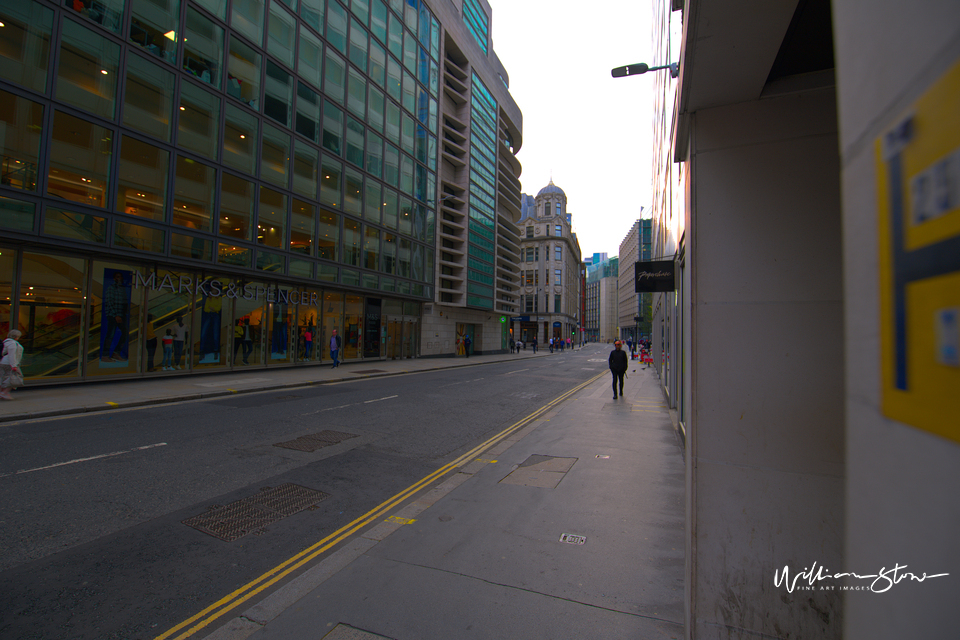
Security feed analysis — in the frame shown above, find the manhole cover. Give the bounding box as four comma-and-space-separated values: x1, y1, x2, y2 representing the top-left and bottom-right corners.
559, 533, 586, 545
183, 483, 329, 541
274, 430, 358, 452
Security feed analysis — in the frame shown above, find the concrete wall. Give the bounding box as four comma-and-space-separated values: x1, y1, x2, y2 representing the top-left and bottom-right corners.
420, 306, 502, 356
689, 87, 844, 638
834, 1, 960, 637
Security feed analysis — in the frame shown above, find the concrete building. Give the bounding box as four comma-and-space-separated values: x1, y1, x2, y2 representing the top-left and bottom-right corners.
584, 256, 618, 343
617, 218, 652, 344
647, 0, 959, 638
514, 181, 582, 346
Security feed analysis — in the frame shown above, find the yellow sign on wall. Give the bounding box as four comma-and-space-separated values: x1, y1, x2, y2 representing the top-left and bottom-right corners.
877, 60, 960, 442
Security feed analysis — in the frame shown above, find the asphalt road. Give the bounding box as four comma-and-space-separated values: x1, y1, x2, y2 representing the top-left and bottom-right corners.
0, 347, 604, 639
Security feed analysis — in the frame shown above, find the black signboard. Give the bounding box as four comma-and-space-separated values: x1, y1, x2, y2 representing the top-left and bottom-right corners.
634, 260, 676, 292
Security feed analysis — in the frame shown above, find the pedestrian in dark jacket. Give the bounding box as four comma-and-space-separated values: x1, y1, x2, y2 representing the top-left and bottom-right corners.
609, 340, 628, 399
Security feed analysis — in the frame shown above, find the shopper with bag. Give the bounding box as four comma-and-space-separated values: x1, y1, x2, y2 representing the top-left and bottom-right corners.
0, 330, 25, 400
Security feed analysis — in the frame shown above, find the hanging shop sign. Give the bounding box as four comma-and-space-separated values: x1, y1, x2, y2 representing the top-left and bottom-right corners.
634, 260, 676, 292
131, 270, 320, 306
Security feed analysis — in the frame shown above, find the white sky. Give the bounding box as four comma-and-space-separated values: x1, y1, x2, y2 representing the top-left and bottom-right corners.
485, 0, 658, 259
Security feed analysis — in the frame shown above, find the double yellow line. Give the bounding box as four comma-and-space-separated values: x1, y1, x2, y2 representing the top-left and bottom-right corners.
155, 372, 604, 640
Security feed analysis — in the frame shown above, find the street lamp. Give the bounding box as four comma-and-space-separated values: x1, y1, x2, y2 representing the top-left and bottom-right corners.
611, 62, 679, 79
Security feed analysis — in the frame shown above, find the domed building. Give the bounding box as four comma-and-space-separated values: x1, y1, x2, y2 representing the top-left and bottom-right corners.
514, 181, 582, 348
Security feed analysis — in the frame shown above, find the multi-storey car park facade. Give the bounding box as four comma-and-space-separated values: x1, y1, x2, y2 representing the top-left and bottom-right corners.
0, 0, 521, 384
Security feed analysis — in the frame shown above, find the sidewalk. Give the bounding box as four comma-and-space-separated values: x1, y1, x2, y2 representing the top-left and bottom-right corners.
0, 349, 552, 424
201, 358, 686, 640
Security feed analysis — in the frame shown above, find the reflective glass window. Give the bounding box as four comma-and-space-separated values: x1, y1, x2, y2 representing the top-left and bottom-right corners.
256, 249, 283, 272
369, 41, 386, 88
44, 207, 107, 243
365, 131, 383, 177
293, 140, 319, 198
403, 0, 416, 31
367, 87, 385, 131
48, 111, 112, 208
385, 100, 400, 144
414, 122, 427, 163
347, 68, 366, 117
350, 0, 369, 24
264, 60, 292, 126
0, 195, 35, 231
178, 82, 220, 159
173, 156, 216, 233
117, 135, 169, 221
298, 25, 323, 88
290, 258, 312, 278
370, 0, 387, 44
227, 40, 261, 110
231, 0, 264, 46
291, 199, 315, 254
326, 1, 347, 54
318, 210, 338, 260
341, 268, 359, 286
401, 70, 415, 113
0, 2, 54, 93
364, 180, 380, 222
322, 100, 343, 155
382, 231, 396, 273
382, 187, 397, 229
401, 112, 414, 154
346, 117, 364, 167
324, 49, 346, 104
171, 232, 213, 260
344, 168, 362, 216
386, 57, 401, 102
403, 29, 416, 74
300, 0, 324, 32
430, 15, 439, 59
124, 54, 174, 141
219, 243, 251, 267
363, 225, 379, 270
429, 58, 438, 96
398, 196, 411, 234
398, 237, 410, 277
224, 103, 259, 174
183, 7, 223, 87
383, 142, 399, 187
296, 82, 320, 141
418, 44, 429, 87
400, 153, 413, 194
220, 172, 254, 240
0, 90, 43, 192
115, 220, 164, 252
194, 0, 227, 19
387, 11, 402, 59
129, 0, 180, 63
268, 3, 297, 68
58, 19, 120, 119
320, 156, 342, 208
418, 4, 429, 46
342, 217, 361, 266
349, 18, 367, 72
318, 263, 338, 281
261, 122, 290, 188
257, 186, 286, 248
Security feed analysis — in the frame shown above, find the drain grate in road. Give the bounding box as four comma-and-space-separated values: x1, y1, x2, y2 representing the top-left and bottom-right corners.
274, 430, 358, 452
352, 369, 386, 374
182, 483, 329, 541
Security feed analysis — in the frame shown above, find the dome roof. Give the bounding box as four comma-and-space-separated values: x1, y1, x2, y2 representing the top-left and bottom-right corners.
537, 180, 566, 198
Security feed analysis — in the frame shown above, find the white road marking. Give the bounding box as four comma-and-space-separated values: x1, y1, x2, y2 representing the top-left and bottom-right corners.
364, 395, 399, 404
0, 443, 168, 478
505, 369, 529, 374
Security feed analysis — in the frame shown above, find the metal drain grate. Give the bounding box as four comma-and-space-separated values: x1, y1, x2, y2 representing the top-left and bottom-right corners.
274, 430, 358, 452
183, 483, 329, 541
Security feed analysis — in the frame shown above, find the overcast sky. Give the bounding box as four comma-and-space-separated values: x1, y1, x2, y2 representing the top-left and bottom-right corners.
485, 0, 658, 259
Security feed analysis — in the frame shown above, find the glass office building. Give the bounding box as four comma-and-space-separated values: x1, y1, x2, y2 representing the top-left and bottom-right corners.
0, 0, 446, 383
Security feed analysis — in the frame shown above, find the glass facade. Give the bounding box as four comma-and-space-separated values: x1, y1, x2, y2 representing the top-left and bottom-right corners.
0, 0, 437, 383
466, 72, 496, 310
461, 0, 488, 54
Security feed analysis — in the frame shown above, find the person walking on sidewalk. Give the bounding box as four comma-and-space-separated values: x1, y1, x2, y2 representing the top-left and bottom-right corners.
0, 330, 25, 400
464, 335, 472, 357
609, 340, 628, 399
330, 329, 342, 368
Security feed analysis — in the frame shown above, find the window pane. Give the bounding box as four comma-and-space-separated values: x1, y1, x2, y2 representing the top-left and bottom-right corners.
124, 54, 174, 141
184, 7, 223, 87
387, 11, 402, 59
291, 199, 314, 254
369, 41, 386, 87
264, 60, 292, 126
363, 224, 379, 270
383, 142, 399, 187
0, 90, 43, 192
400, 153, 413, 193
317, 263, 338, 281
44, 207, 106, 243
350, 0, 369, 24
194, 0, 227, 20
365, 131, 382, 177
364, 180, 380, 222
296, 81, 320, 141
257, 186, 286, 248
224, 103, 259, 174
173, 156, 216, 233
386, 56, 401, 102
346, 117, 364, 167
58, 19, 120, 119
171, 233, 213, 260
261, 122, 290, 188
48, 111, 112, 208
401, 112, 414, 154
324, 49, 345, 104
398, 237, 410, 277
117, 135, 169, 221
231, 0, 264, 46
322, 100, 343, 155
298, 25, 323, 88
115, 221, 164, 252
403, 29, 416, 74
382, 231, 396, 273
399, 196, 411, 234
290, 258, 312, 277
382, 187, 397, 228
318, 210, 338, 260
220, 172, 254, 240
326, 1, 347, 54
401, 70, 415, 113
367, 87, 384, 132
320, 156, 342, 208
219, 243, 251, 267
178, 82, 220, 159
385, 101, 400, 144
227, 38, 261, 108
257, 249, 283, 272
0, 2, 53, 92
293, 140, 319, 198
268, 3, 296, 68
347, 67, 366, 117
349, 18, 367, 71
344, 169, 362, 216
300, 0, 324, 32
370, 0, 387, 44
0, 195, 35, 231
129, 0, 180, 63
342, 217, 360, 266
